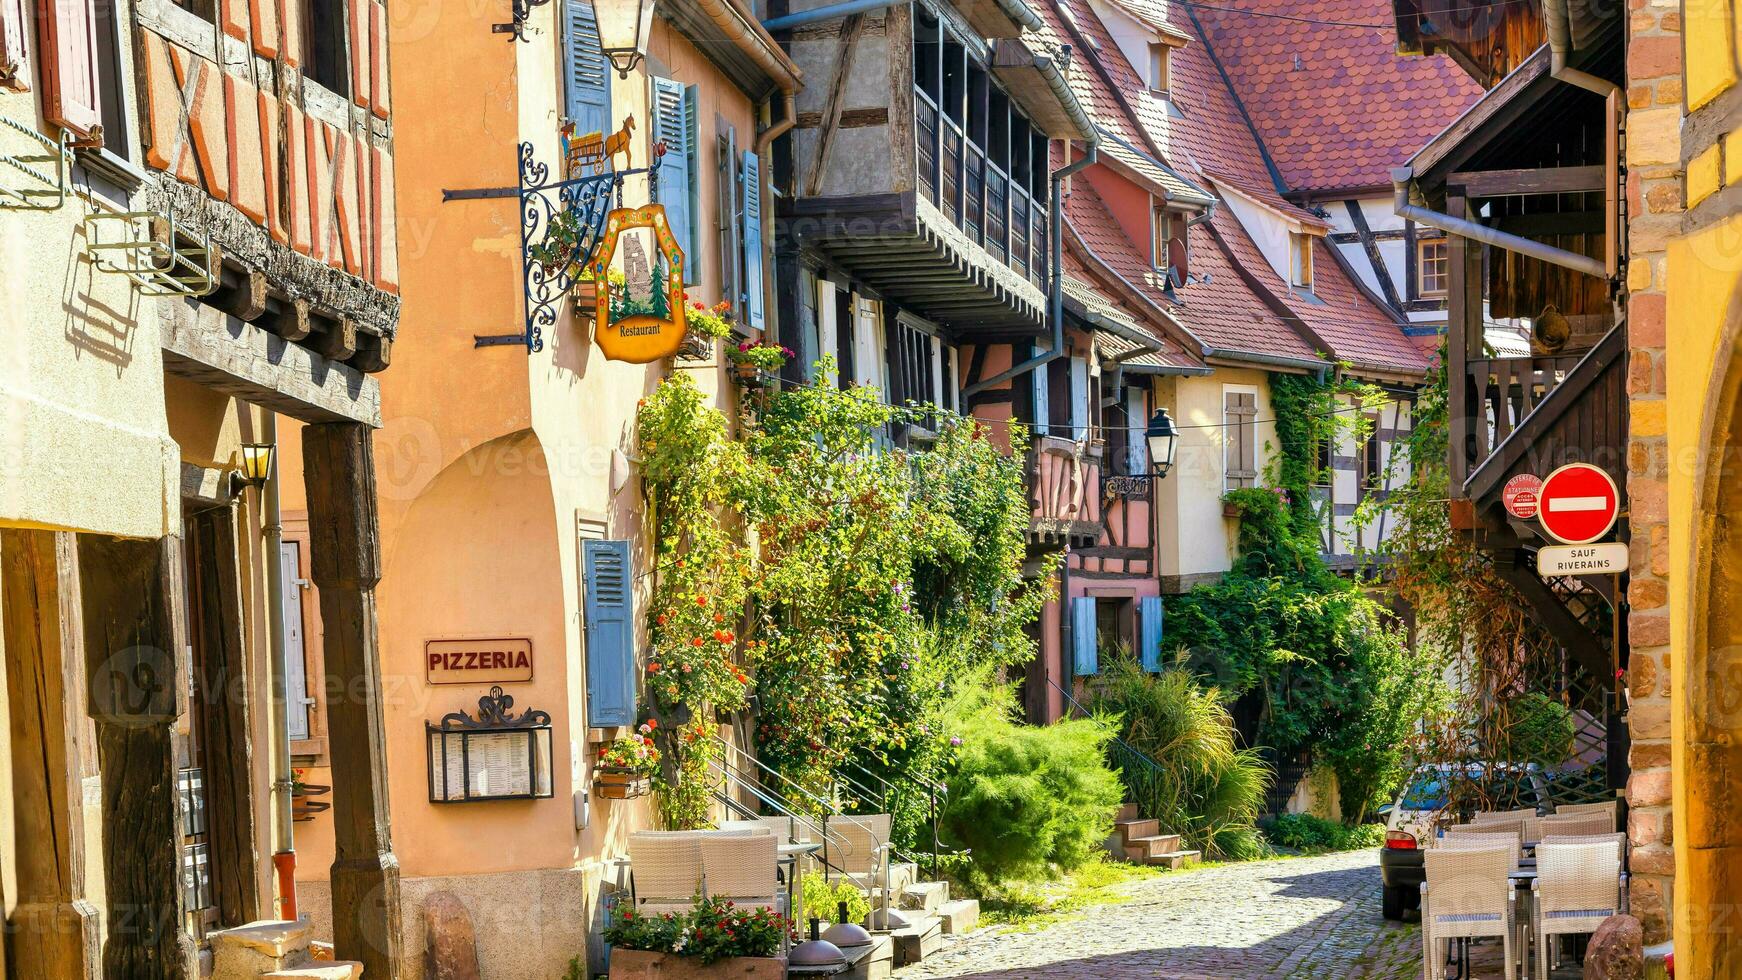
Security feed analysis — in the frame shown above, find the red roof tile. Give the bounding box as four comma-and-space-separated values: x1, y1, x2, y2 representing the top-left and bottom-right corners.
1186, 0, 1483, 194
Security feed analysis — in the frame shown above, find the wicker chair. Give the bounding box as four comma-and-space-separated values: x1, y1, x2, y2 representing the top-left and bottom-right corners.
1541, 831, 1631, 876
717, 819, 776, 835
753, 815, 795, 841
627, 831, 704, 915
824, 813, 892, 891
1549, 801, 1620, 830
1531, 840, 1625, 980
700, 832, 787, 910
1463, 814, 1528, 843
1422, 846, 1518, 980
1440, 828, 1524, 864
1474, 808, 1542, 844
1539, 811, 1615, 839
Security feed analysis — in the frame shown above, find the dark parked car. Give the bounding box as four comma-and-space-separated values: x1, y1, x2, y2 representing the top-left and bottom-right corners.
1377, 763, 1550, 920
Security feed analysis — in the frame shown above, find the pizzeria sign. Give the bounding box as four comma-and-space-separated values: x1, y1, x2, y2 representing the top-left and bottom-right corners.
425, 638, 535, 685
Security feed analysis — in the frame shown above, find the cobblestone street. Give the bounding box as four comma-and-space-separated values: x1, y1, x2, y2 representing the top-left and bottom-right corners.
897, 850, 1424, 979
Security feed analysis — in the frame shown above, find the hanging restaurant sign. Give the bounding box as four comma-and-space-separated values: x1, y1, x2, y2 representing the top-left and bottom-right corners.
591, 204, 686, 363
425, 637, 535, 685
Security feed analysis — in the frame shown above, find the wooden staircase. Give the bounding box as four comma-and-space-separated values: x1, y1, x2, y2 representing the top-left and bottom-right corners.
1109, 804, 1200, 869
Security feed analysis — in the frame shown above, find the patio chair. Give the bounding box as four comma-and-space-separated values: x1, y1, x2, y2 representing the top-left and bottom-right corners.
1474, 808, 1542, 844
1422, 846, 1518, 980
700, 831, 787, 911
754, 815, 796, 841
717, 819, 776, 835
1548, 801, 1620, 831
1539, 811, 1614, 839
1531, 840, 1625, 980
1463, 814, 1528, 842
1439, 828, 1523, 867
1540, 831, 1631, 879
627, 831, 703, 915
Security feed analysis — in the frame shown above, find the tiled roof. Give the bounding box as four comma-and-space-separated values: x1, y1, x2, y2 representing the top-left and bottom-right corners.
1094, 127, 1213, 207
1186, 0, 1483, 194
1060, 250, 1207, 372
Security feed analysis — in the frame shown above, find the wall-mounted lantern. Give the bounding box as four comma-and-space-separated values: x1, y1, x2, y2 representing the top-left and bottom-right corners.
232, 443, 277, 492
427, 687, 555, 803
1145, 407, 1179, 480
597, 0, 656, 77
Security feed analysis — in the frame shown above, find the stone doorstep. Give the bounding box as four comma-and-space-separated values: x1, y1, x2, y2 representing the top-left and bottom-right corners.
209, 919, 316, 978
840, 936, 893, 980
1116, 802, 1139, 822
308, 941, 335, 961
889, 915, 942, 967
935, 898, 979, 935
261, 964, 363, 980
898, 880, 950, 912
1124, 834, 1184, 860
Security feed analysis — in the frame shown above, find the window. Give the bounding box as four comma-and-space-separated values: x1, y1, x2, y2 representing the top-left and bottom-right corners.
890, 317, 959, 421
651, 78, 697, 284
1289, 232, 1314, 289
304, 0, 350, 96
1418, 239, 1448, 296
1148, 42, 1169, 94
1152, 209, 1171, 272
1096, 596, 1134, 660
1223, 388, 1257, 489
1361, 417, 1384, 499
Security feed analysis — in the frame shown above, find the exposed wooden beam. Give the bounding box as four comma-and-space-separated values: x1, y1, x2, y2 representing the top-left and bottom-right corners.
803, 13, 868, 199
1447, 165, 1604, 198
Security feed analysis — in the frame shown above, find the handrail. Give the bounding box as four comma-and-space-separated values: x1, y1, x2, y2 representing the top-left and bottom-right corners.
1048, 677, 1174, 782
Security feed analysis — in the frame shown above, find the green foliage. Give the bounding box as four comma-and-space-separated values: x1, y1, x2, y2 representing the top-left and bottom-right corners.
937, 675, 1124, 890
1262, 812, 1386, 852
603, 904, 688, 955
1088, 656, 1271, 861
801, 872, 870, 926
1500, 692, 1577, 766
602, 896, 792, 964
1170, 370, 1447, 822
635, 364, 1045, 848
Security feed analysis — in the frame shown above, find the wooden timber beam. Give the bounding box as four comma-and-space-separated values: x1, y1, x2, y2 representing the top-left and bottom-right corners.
1447, 165, 1605, 198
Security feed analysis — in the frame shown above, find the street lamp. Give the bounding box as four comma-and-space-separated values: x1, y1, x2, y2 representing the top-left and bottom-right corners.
233, 443, 277, 491
1144, 408, 1178, 480
597, 0, 656, 78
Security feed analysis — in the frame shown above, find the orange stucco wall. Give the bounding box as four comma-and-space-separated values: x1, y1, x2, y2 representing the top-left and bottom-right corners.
1084, 163, 1156, 266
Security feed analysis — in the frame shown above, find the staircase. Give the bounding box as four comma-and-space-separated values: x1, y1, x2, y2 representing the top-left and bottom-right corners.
1109, 804, 1200, 869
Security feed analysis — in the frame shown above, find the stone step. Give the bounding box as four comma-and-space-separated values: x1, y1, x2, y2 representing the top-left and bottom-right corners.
898, 880, 949, 912
841, 935, 894, 980
309, 941, 336, 961
1124, 834, 1184, 861
262, 964, 364, 980
889, 861, 917, 895
210, 920, 314, 979
1117, 802, 1139, 822
936, 898, 979, 935
1144, 849, 1202, 870
890, 914, 943, 966
1115, 817, 1160, 842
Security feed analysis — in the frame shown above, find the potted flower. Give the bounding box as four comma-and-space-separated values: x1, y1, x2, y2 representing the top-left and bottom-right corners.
594, 721, 660, 799
606, 896, 790, 980
726, 341, 794, 386
681, 300, 735, 361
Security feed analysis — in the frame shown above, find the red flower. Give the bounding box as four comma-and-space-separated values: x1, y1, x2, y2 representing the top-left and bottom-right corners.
657, 613, 668, 626
648, 662, 661, 673
696, 595, 709, 607
692, 637, 705, 647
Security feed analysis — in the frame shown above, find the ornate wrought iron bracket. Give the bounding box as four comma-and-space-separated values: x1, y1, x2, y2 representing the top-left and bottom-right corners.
493, 0, 549, 41
0, 115, 73, 211
1103, 475, 1152, 500
433, 686, 552, 731
516, 141, 646, 353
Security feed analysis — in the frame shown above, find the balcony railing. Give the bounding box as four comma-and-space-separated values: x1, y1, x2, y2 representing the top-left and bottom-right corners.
914, 88, 1047, 290
1028, 436, 1102, 551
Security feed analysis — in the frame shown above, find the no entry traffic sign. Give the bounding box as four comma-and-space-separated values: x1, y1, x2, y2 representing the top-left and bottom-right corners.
1537, 462, 1620, 545
1503, 474, 1542, 520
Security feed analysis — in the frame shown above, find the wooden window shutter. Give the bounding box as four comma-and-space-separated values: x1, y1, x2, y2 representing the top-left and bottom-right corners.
278, 542, 312, 741
1071, 596, 1098, 676
582, 539, 636, 728
1, 0, 29, 92
1139, 595, 1164, 673
652, 78, 694, 284
562, 0, 611, 136
1225, 391, 1257, 488
741, 149, 765, 331
1031, 344, 1049, 436
36, 0, 102, 139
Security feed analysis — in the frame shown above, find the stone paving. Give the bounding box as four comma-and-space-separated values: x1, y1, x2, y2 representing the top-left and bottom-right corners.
897, 849, 1427, 979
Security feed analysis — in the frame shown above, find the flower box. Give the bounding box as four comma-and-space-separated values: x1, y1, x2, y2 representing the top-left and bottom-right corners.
593, 768, 653, 800
572, 280, 598, 315
608, 950, 785, 980
1222, 501, 1243, 518
730, 361, 767, 387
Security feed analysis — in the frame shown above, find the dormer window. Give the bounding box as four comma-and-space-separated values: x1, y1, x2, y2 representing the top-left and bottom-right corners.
1153, 207, 1188, 285
1152, 208, 1171, 271
1290, 232, 1314, 290
1148, 42, 1170, 95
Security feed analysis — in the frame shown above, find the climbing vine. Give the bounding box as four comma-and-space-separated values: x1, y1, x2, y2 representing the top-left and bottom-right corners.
635, 363, 1045, 840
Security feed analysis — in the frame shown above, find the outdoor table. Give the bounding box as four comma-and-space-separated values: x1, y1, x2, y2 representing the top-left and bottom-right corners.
779, 841, 824, 926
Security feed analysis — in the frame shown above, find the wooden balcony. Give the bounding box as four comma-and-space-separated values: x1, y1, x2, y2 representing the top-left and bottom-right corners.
1028, 437, 1103, 553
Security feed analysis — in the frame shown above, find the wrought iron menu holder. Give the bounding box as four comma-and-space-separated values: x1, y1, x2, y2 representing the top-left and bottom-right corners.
516, 141, 649, 353
426, 686, 555, 803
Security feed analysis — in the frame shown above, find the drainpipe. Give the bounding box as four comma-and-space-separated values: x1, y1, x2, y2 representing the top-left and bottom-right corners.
762, 0, 895, 32
1390, 167, 1608, 278
756, 93, 797, 154
964, 141, 1100, 396
263, 412, 297, 920
1543, 0, 1619, 99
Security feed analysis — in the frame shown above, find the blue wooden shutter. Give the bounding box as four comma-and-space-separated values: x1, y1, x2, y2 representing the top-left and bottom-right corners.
741, 150, 766, 331
684, 85, 700, 284
583, 539, 636, 728
652, 78, 695, 284
1071, 596, 1097, 676
1139, 595, 1164, 673
563, 0, 611, 137
1032, 344, 1049, 436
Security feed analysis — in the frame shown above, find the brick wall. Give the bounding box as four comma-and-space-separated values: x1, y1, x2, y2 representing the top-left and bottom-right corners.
1623, 0, 1679, 945
136, 0, 397, 295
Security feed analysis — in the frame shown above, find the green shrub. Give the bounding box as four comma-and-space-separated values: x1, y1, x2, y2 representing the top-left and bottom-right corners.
1088, 657, 1272, 862
800, 871, 869, 926
939, 677, 1123, 891
1261, 812, 1385, 852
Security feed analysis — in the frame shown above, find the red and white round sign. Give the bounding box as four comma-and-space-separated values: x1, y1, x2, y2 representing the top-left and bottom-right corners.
1502, 474, 1543, 520
1537, 462, 1620, 545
